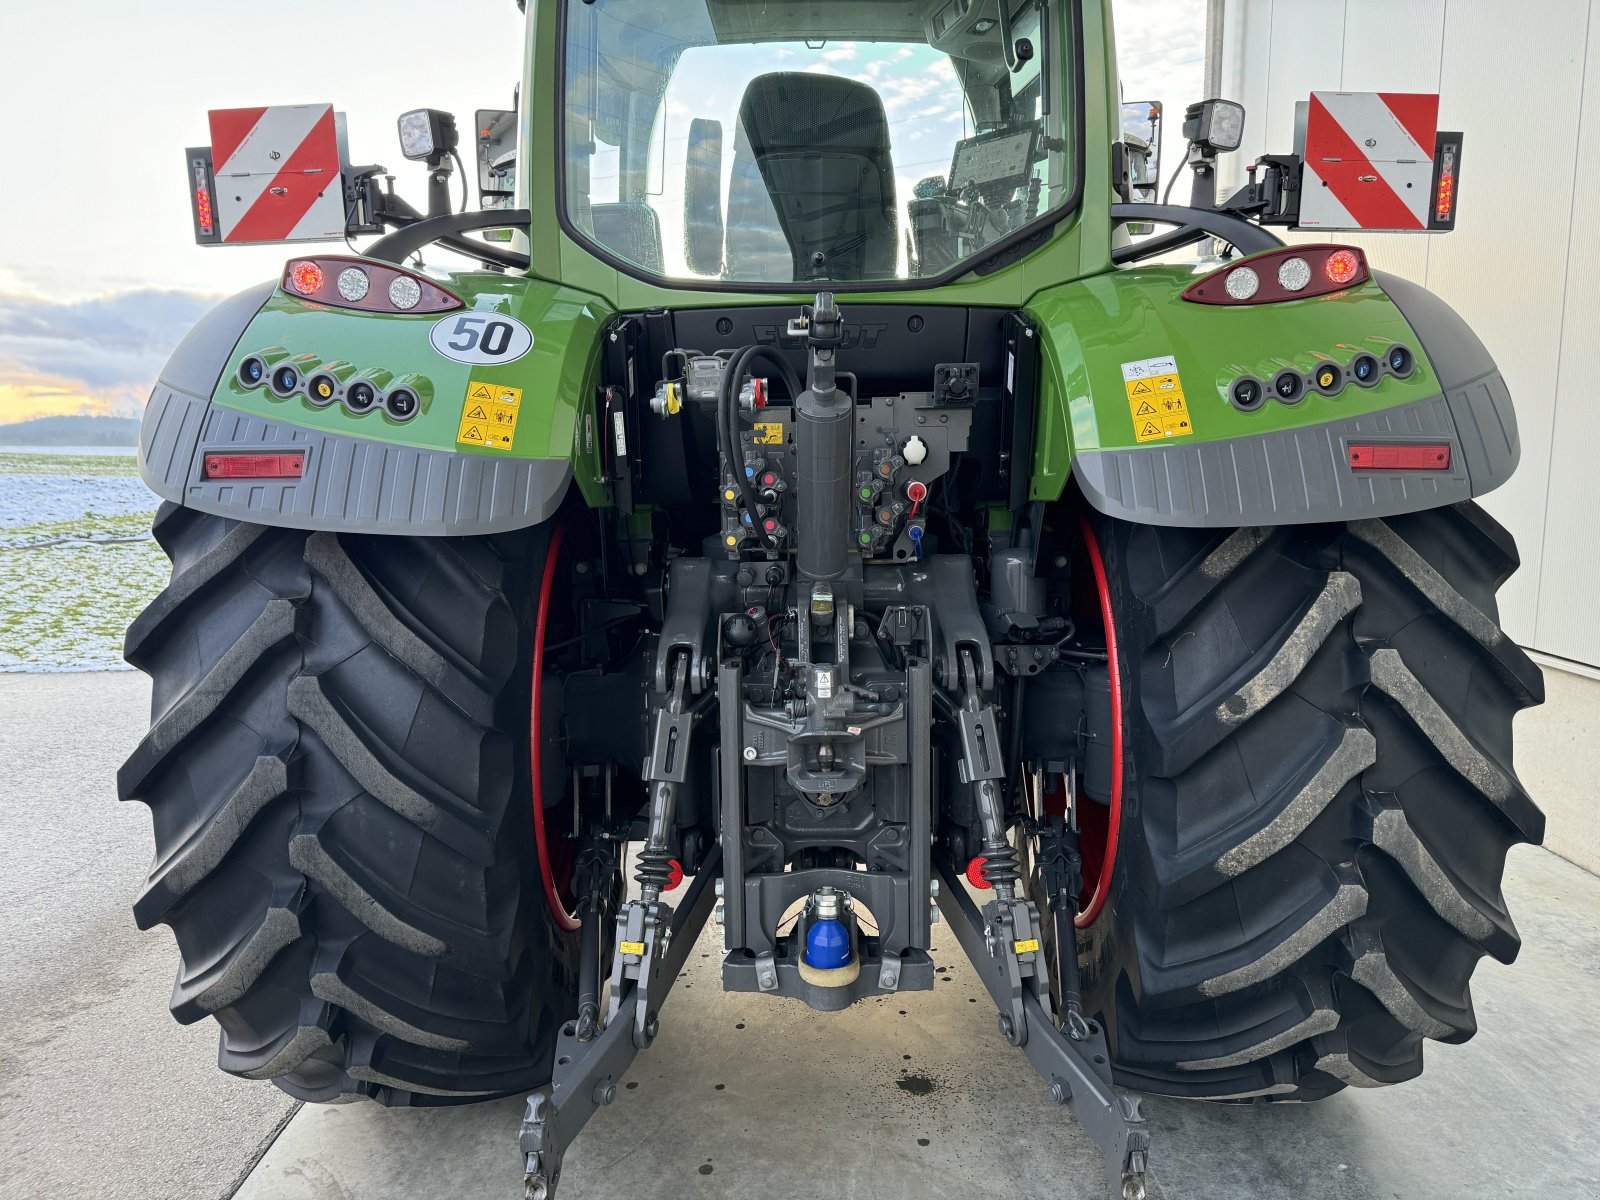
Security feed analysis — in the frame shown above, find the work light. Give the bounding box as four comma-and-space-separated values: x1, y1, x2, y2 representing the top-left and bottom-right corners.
398, 109, 459, 163
1182, 99, 1246, 153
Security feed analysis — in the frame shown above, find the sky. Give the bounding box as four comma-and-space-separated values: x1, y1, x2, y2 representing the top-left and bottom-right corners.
0, 0, 1203, 425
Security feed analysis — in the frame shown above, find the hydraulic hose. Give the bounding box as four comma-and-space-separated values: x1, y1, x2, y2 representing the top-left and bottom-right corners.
718, 345, 801, 549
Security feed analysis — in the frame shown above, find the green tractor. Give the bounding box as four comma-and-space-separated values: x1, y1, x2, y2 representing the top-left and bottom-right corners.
122, 2, 1542, 1196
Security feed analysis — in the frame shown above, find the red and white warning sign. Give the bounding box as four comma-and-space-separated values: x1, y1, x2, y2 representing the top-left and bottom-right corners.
203, 105, 348, 245
1299, 92, 1444, 232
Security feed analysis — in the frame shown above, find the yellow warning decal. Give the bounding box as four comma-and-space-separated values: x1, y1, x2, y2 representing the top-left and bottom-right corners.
1013, 938, 1041, 954
457, 381, 522, 450
619, 941, 645, 957
1121, 357, 1193, 444
753, 421, 784, 446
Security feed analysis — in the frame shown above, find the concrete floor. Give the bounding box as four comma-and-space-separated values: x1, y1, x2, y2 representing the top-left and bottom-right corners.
0, 672, 297, 1200
4, 670, 1599, 1200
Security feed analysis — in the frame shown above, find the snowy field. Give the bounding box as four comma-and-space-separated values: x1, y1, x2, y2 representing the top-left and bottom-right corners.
0, 449, 166, 672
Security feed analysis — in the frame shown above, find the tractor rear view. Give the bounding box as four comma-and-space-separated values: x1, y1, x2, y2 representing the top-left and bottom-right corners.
121, 3, 1542, 1196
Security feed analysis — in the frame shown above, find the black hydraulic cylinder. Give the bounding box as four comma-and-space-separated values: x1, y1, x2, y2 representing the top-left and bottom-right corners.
795, 293, 852, 582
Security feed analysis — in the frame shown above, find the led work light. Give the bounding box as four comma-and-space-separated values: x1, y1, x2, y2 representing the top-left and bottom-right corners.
1182, 99, 1246, 154
397, 109, 460, 163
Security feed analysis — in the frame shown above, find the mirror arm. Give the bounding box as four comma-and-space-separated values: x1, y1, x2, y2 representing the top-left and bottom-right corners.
1109, 202, 1283, 266
367, 208, 533, 271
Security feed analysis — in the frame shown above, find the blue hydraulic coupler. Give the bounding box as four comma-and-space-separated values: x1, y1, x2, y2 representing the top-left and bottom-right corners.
805, 915, 852, 969
803, 888, 854, 969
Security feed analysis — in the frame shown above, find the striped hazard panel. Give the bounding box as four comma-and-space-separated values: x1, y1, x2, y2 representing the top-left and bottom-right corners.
1300, 92, 1440, 232
206, 105, 347, 244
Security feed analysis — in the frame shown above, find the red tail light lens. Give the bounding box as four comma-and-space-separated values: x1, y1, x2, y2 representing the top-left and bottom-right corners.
1183, 246, 1370, 305
203, 452, 307, 480
290, 262, 325, 295
1325, 250, 1361, 285
282, 257, 463, 315
1348, 443, 1452, 471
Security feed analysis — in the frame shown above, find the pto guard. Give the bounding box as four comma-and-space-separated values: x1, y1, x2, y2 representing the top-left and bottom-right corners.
1026, 264, 1519, 528
138, 267, 604, 536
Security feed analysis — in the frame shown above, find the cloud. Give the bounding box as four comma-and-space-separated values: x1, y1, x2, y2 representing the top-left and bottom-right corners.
0, 289, 219, 422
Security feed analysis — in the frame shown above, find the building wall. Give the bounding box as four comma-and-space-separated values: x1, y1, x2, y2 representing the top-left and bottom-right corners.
1208, 0, 1600, 672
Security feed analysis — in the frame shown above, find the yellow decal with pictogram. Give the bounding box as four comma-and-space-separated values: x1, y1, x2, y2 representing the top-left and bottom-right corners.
1121, 355, 1194, 444
457, 380, 523, 450
753, 422, 785, 446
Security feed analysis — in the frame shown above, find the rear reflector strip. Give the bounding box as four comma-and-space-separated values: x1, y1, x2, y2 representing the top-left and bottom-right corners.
203, 452, 307, 480
1348, 443, 1451, 471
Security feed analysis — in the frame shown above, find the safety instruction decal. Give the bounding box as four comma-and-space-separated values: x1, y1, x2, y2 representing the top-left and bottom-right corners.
457, 380, 522, 450
753, 422, 785, 446
1121, 355, 1193, 444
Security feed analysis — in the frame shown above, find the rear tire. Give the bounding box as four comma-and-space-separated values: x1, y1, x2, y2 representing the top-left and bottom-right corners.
119, 505, 575, 1105
1078, 501, 1544, 1100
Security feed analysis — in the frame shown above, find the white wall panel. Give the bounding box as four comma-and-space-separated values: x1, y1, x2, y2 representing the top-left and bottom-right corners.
1425, 0, 1591, 644
1262, 1, 1349, 154
1534, 5, 1600, 665
1339, 0, 1446, 91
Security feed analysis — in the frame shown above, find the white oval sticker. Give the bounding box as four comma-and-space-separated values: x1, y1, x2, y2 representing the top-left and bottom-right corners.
430, 313, 534, 365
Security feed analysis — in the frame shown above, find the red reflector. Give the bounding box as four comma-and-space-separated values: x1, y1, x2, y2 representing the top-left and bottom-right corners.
966, 856, 993, 890
664, 858, 684, 892
1348, 444, 1452, 471
203, 452, 307, 480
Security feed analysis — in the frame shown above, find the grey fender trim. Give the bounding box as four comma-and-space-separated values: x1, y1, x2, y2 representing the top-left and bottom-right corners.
1372, 269, 1520, 489
1072, 390, 1482, 528
140, 386, 572, 536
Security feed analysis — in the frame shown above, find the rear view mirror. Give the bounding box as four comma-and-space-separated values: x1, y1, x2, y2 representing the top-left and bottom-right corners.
475, 109, 518, 210
684, 118, 725, 276
1121, 100, 1163, 204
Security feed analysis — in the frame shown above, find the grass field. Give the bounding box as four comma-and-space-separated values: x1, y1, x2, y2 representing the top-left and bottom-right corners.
0, 451, 165, 672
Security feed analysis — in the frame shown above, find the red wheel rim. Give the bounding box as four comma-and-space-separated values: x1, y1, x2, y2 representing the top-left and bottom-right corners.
531, 524, 581, 932
1074, 514, 1123, 929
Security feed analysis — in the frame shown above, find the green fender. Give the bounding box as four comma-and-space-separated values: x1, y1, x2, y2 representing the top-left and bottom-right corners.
1023, 259, 1520, 526
138, 264, 613, 536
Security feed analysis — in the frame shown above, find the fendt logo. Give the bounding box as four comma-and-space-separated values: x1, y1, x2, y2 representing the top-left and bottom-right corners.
751, 323, 889, 351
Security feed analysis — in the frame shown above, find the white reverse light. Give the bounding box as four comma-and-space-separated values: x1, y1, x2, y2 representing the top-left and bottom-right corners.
1225, 266, 1260, 301
1277, 257, 1313, 292
389, 276, 423, 310
337, 267, 371, 302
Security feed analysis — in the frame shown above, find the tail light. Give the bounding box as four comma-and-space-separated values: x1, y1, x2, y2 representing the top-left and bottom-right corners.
192, 162, 215, 238
202, 452, 307, 480
1182, 246, 1371, 305
1430, 134, 1463, 231
282, 256, 463, 315
1348, 443, 1452, 471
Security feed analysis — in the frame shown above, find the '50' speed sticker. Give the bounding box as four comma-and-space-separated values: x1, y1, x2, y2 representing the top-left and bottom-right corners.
430, 313, 534, 365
